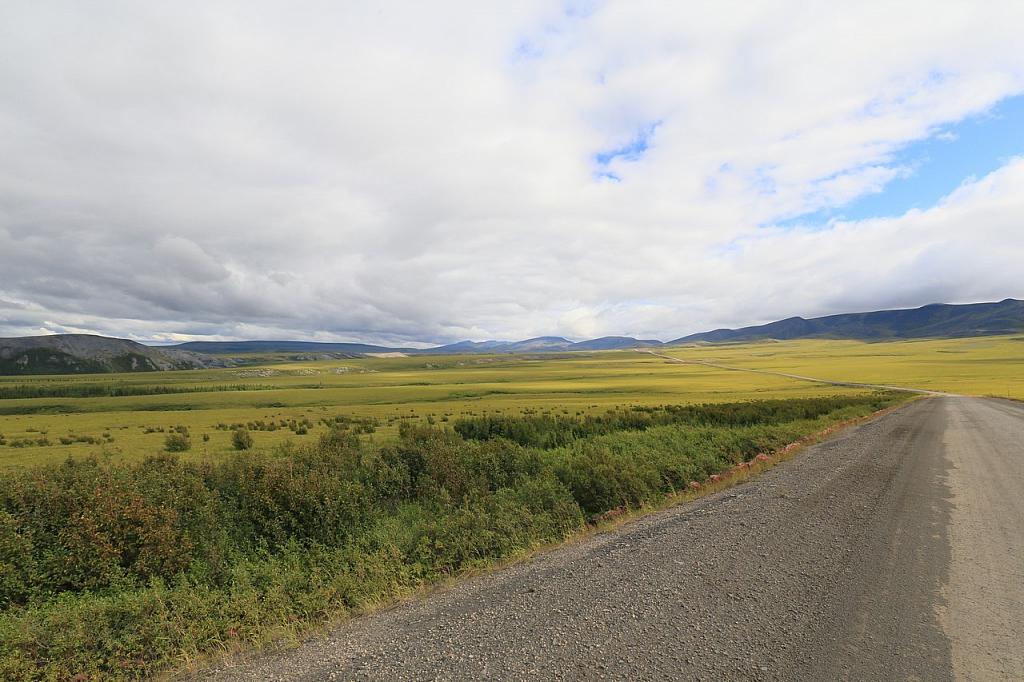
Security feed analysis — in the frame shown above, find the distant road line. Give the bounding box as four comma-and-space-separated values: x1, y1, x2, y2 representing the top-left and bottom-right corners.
642, 349, 959, 396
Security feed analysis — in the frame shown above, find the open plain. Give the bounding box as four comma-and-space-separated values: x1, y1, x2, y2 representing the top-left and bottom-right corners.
1, 336, 1021, 469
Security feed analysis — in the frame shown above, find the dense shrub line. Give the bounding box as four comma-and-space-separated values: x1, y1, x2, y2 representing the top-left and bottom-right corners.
0, 383, 274, 401
214, 417, 317, 435
452, 395, 884, 448
0, 392, 901, 679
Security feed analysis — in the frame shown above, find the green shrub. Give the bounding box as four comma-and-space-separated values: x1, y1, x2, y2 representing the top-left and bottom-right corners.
0, 510, 35, 607
164, 432, 191, 452
232, 428, 254, 451
453, 394, 897, 448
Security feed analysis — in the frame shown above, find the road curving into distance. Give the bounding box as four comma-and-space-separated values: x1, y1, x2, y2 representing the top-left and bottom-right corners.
202, 397, 1023, 681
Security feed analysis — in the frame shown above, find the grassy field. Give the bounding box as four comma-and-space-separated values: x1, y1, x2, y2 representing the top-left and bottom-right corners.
0, 335, 1021, 468
661, 335, 1024, 399
0, 350, 868, 468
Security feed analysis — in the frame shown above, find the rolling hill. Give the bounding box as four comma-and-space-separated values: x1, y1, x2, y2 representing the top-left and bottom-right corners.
426, 336, 662, 353
670, 299, 1024, 344
570, 336, 663, 351
170, 340, 411, 355
0, 334, 227, 375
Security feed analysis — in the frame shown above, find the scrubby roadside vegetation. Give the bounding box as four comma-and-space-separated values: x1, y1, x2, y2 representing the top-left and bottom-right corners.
0, 393, 903, 679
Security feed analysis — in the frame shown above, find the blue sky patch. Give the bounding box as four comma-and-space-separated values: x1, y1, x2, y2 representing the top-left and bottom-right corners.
593, 121, 661, 178
775, 93, 1024, 228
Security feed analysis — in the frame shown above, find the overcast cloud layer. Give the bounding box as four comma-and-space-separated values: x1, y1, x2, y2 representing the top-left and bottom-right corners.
2, 1, 1023, 344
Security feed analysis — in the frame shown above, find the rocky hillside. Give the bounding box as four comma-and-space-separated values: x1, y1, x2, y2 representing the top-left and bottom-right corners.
0, 334, 228, 375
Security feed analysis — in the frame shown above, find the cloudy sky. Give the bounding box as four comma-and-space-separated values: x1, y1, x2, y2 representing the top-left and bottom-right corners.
2, 1, 1023, 345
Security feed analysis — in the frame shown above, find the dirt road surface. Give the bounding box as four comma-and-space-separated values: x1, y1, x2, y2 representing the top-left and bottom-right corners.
201, 397, 1023, 681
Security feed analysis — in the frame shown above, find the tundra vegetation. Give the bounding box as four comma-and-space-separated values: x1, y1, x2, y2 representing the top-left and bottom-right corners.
0, 336, 1019, 469
0, 336, 1020, 678
0, 391, 902, 679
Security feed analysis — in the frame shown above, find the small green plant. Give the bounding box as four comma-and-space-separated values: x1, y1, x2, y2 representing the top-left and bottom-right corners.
231, 428, 253, 451
164, 432, 191, 452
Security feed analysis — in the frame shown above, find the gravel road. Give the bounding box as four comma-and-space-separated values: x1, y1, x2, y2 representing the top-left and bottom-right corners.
201, 397, 1023, 681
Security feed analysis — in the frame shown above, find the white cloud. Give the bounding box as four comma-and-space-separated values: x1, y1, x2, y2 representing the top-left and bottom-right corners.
0, 1, 1022, 343
702, 157, 1024, 326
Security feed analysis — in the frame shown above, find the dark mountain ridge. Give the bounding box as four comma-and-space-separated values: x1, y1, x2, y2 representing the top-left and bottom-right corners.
670, 298, 1024, 344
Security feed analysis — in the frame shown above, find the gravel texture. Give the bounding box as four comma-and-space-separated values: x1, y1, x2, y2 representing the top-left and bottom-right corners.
200, 397, 1022, 681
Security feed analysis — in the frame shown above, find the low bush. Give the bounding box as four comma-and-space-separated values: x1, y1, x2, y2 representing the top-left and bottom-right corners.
231, 428, 253, 451
164, 432, 191, 452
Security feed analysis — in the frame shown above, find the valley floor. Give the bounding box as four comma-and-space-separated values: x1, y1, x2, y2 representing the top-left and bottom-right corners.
1, 335, 1021, 469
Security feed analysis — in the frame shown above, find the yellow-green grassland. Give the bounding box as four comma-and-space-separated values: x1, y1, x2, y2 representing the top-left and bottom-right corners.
0, 335, 1020, 469
661, 335, 1024, 398
1, 335, 1021, 679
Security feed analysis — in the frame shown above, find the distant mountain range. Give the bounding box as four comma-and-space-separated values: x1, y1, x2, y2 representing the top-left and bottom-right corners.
1, 299, 1021, 374
671, 298, 1024, 344
172, 339, 404, 356
170, 336, 663, 355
